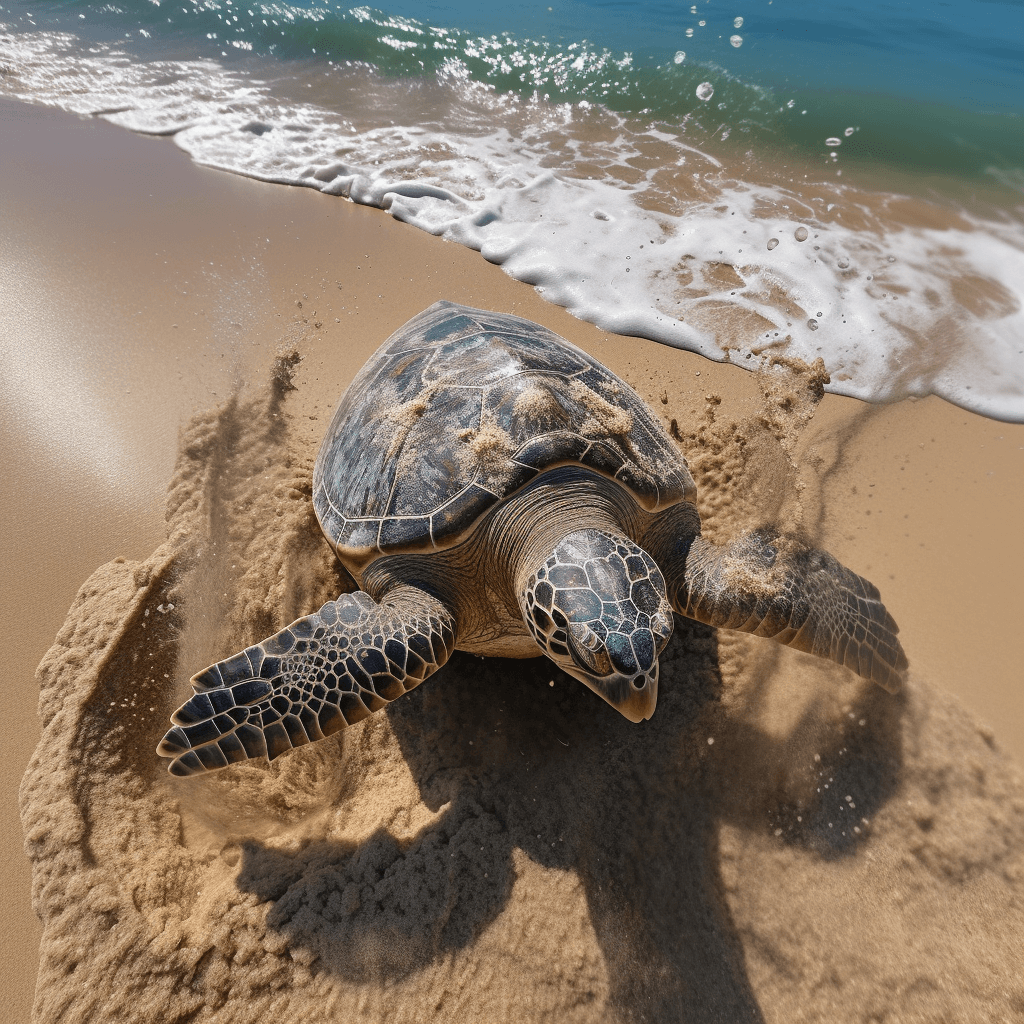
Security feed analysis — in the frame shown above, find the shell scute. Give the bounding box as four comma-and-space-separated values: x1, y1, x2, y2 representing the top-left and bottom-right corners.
579, 440, 624, 477
513, 431, 589, 470
417, 312, 483, 347
378, 515, 432, 551
499, 460, 540, 495
571, 365, 616, 393
430, 483, 500, 546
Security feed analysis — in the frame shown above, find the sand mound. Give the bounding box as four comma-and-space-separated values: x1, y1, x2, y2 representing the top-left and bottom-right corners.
21, 365, 1024, 1023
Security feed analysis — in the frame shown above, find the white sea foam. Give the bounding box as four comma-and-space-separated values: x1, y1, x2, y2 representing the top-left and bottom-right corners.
3, 24, 1023, 421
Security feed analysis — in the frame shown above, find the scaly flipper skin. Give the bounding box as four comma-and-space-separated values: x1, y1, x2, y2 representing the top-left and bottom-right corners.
677, 531, 908, 693
157, 587, 456, 776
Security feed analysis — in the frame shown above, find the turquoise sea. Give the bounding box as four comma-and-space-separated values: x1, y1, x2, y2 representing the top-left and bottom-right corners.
1, 0, 1022, 418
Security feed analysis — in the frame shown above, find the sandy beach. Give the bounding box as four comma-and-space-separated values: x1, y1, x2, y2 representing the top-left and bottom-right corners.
2, 100, 1022, 1022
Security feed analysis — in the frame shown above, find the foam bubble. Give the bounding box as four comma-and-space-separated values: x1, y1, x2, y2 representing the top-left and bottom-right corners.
673, 51, 686, 64
734, 17, 744, 29
696, 82, 714, 101
730, 35, 743, 48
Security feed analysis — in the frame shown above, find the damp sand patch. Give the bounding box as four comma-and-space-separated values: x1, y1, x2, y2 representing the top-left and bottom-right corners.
20, 367, 1024, 1023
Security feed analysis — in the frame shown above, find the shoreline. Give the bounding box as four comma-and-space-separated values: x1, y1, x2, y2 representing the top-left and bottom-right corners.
2, 99, 1022, 1021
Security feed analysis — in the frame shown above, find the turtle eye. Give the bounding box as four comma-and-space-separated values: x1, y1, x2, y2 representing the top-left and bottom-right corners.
567, 623, 612, 677
577, 625, 602, 652
651, 610, 673, 639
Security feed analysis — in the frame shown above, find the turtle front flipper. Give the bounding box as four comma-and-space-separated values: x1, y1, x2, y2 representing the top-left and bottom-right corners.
675, 531, 908, 693
157, 586, 457, 776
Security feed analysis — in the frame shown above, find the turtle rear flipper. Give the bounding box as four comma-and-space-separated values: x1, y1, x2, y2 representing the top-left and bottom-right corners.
157, 587, 457, 776
677, 531, 908, 693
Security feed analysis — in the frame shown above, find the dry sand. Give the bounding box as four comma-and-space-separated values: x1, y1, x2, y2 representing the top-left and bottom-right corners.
2, 100, 1022, 1022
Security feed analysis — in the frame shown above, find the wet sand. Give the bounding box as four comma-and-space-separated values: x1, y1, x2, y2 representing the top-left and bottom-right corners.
2, 100, 1022, 1022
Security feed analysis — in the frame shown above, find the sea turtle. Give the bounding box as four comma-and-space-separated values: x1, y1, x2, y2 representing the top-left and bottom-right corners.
158, 301, 907, 776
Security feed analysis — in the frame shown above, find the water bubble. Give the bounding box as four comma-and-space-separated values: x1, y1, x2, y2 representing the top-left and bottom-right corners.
767, 238, 779, 250
734, 16, 744, 28
690, 5, 697, 12
794, 226, 809, 242
786, 99, 795, 108
807, 318, 819, 331
887, 255, 896, 262
699, 20, 706, 26
825, 136, 842, 147
844, 126, 855, 136
837, 258, 850, 269
673, 50, 686, 64
730, 34, 743, 47
695, 81, 714, 101
686, 27, 694, 37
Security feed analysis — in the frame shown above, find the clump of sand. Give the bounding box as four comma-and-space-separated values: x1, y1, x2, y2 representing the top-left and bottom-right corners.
457, 412, 517, 493
512, 382, 566, 426
569, 379, 634, 440
20, 361, 1024, 1023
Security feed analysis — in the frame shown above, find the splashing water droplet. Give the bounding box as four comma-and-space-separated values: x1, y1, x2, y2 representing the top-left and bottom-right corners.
696, 82, 714, 101
767, 238, 779, 250
734, 16, 744, 28
825, 137, 842, 147
794, 226, 809, 242
730, 34, 743, 47
844, 126, 855, 136
673, 50, 686, 64
807, 319, 819, 331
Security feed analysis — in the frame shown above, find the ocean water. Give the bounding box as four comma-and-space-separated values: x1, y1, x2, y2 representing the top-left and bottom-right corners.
1, 0, 1022, 419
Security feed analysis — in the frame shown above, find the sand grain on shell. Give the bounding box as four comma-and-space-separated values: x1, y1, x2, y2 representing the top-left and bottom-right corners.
458, 414, 517, 493
20, 364, 1024, 1024
511, 382, 567, 425
384, 395, 429, 463
569, 379, 634, 440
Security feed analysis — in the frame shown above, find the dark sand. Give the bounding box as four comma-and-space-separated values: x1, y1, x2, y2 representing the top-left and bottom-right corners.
2, 100, 1022, 1022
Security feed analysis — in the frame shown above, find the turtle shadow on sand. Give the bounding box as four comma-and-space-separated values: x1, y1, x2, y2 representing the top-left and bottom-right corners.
232, 623, 905, 1024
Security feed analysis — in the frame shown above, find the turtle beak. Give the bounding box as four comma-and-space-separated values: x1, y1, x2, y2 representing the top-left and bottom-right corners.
567, 663, 659, 723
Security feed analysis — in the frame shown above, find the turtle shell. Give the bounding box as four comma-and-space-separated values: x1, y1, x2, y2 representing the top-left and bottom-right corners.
313, 301, 696, 567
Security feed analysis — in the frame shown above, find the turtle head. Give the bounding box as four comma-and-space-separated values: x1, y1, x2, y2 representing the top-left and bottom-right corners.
519, 529, 674, 722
